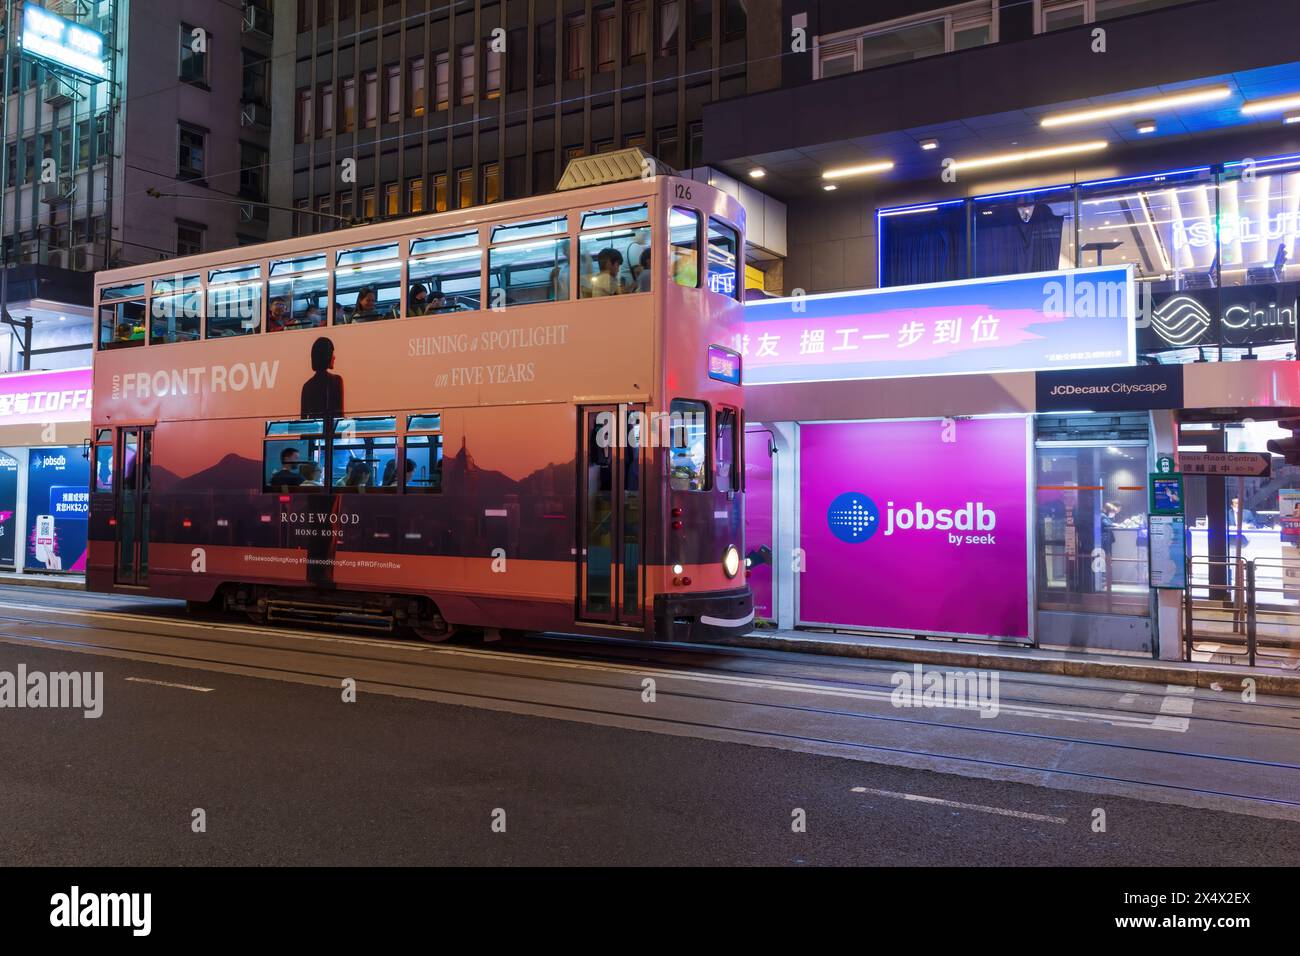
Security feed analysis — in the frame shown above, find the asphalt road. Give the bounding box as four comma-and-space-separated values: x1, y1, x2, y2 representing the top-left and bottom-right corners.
0, 587, 1298, 865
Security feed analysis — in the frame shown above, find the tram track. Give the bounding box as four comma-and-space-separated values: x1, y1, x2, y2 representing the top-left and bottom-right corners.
0, 596, 1297, 730
1, 597, 1298, 818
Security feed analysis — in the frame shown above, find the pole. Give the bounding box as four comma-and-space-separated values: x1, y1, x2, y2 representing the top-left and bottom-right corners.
0, 0, 16, 331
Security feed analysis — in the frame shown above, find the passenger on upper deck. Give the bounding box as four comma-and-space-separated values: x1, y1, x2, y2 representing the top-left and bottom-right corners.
408, 283, 429, 316
590, 248, 625, 297
267, 296, 290, 333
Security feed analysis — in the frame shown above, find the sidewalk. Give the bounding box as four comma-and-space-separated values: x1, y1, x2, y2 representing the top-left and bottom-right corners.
0, 571, 86, 590
720, 626, 1300, 698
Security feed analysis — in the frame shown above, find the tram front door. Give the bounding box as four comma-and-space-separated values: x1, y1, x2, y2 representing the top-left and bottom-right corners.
577, 404, 645, 628
113, 426, 153, 586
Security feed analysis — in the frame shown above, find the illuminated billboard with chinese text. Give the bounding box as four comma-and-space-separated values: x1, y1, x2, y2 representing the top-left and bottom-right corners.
741, 265, 1135, 384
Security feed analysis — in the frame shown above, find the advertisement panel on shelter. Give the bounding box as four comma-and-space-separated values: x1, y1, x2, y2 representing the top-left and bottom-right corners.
798, 418, 1030, 640
743, 265, 1134, 385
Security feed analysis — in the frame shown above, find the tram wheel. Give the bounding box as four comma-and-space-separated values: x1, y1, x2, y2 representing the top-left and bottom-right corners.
411, 621, 455, 643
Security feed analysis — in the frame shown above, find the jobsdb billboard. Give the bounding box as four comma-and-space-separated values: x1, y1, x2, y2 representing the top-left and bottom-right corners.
798, 418, 1030, 641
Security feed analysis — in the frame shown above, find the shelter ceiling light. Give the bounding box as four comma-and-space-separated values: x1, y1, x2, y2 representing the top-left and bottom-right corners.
821, 160, 894, 181
1040, 86, 1231, 128
949, 140, 1108, 172
1242, 92, 1300, 116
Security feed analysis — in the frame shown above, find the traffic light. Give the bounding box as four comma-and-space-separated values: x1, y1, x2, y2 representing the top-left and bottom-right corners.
1266, 418, 1300, 467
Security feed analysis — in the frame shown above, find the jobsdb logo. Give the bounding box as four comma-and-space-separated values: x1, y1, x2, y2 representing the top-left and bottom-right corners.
829, 492, 997, 546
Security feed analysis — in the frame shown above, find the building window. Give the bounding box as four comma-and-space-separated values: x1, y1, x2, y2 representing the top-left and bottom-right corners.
1038, 0, 1186, 31
297, 88, 313, 141
295, 199, 311, 234
814, 2, 998, 78
457, 167, 474, 208
434, 52, 450, 110
239, 142, 268, 200
535, 19, 556, 83
362, 71, 378, 127
458, 44, 475, 104
408, 177, 425, 213
596, 7, 616, 73
625, 2, 648, 63
433, 173, 448, 212
243, 48, 269, 105
384, 65, 401, 122
658, 1, 680, 56
688, 0, 711, 46
384, 182, 399, 217
176, 221, 205, 256
318, 82, 334, 135
179, 23, 209, 86
723, 0, 747, 39
297, 0, 312, 32
339, 77, 356, 132
507, 27, 528, 91
359, 186, 375, 220
482, 163, 500, 204
316, 0, 333, 26
177, 123, 206, 179
484, 41, 502, 99
409, 56, 426, 117
564, 14, 586, 79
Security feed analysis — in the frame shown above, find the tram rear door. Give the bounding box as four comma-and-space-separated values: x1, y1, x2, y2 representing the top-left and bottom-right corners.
113, 426, 153, 586
577, 405, 645, 629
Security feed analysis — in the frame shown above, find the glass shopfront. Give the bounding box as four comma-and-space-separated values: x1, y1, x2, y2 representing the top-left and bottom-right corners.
879, 154, 1300, 362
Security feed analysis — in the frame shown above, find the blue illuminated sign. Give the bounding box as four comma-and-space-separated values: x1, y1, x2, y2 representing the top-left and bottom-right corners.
741, 265, 1136, 385
707, 344, 742, 385
19, 6, 108, 82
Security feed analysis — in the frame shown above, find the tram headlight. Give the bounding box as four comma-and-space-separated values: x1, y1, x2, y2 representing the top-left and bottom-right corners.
722, 545, 741, 579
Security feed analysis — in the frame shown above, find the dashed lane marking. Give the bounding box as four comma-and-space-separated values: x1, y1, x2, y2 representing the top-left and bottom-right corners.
851, 786, 1068, 824
124, 677, 214, 693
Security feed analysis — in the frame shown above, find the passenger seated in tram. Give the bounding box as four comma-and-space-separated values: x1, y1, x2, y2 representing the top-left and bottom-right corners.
344, 287, 381, 323
298, 461, 323, 487
340, 458, 372, 488
636, 249, 652, 292
407, 283, 429, 316
270, 447, 304, 489
267, 296, 291, 333
589, 248, 625, 297
428, 289, 448, 312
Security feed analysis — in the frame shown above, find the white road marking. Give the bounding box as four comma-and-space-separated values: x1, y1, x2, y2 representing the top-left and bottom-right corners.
1117, 693, 1136, 705
125, 677, 214, 693
851, 786, 1068, 824
1151, 684, 1195, 732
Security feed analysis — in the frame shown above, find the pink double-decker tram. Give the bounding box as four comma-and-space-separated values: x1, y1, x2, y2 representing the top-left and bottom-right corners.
88, 155, 753, 642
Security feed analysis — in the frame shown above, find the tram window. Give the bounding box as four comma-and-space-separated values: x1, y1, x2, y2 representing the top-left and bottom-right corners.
716, 407, 737, 493
404, 434, 444, 493
707, 218, 740, 300
490, 215, 568, 245
267, 254, 329, 333
406, 413, 442, 431
409, 231, 482, 314
578, 205, 650, 298
335, 243, 401, 324
264, 437, 327, 492
489, 236, 571, 305
207, 264, 263, 337
669, 207, 699, 288
99, 300, 147, 350
668, 398, 710, 492
332, 432, 398, 492
149, 273, 202, 345
93, 443, 114, 494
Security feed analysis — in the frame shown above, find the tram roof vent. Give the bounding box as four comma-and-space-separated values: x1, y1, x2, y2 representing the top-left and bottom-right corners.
556, 148, 677, 191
